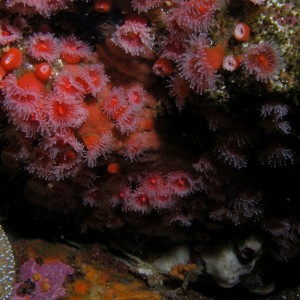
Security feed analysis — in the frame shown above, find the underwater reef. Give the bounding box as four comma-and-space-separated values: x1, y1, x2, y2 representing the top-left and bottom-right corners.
0, 0, 300, 299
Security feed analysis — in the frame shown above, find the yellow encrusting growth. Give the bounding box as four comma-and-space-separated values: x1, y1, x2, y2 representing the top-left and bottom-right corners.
103, 281, 161, 300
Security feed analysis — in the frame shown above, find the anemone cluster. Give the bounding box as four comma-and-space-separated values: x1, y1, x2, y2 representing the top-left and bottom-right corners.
0, 0, 300, 287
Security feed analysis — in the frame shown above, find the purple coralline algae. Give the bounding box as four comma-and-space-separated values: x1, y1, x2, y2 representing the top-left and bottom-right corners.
12, 259, 74, 300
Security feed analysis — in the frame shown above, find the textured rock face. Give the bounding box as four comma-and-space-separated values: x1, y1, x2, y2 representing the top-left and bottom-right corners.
0, 225, 15, 300
202, 236, 263, 288
10, 239, 163, 300
153, 245, 191, 273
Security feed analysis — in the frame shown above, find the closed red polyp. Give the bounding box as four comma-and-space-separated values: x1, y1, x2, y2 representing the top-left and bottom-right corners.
223, 55, 241, 71
1, 47, 22, 70
233, 23, 251, 42
153, 58, 174, 76
94, 0, 112, 13
205, 44, 225, 70
35, 62, 52, 81
17, 72, 46, 93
